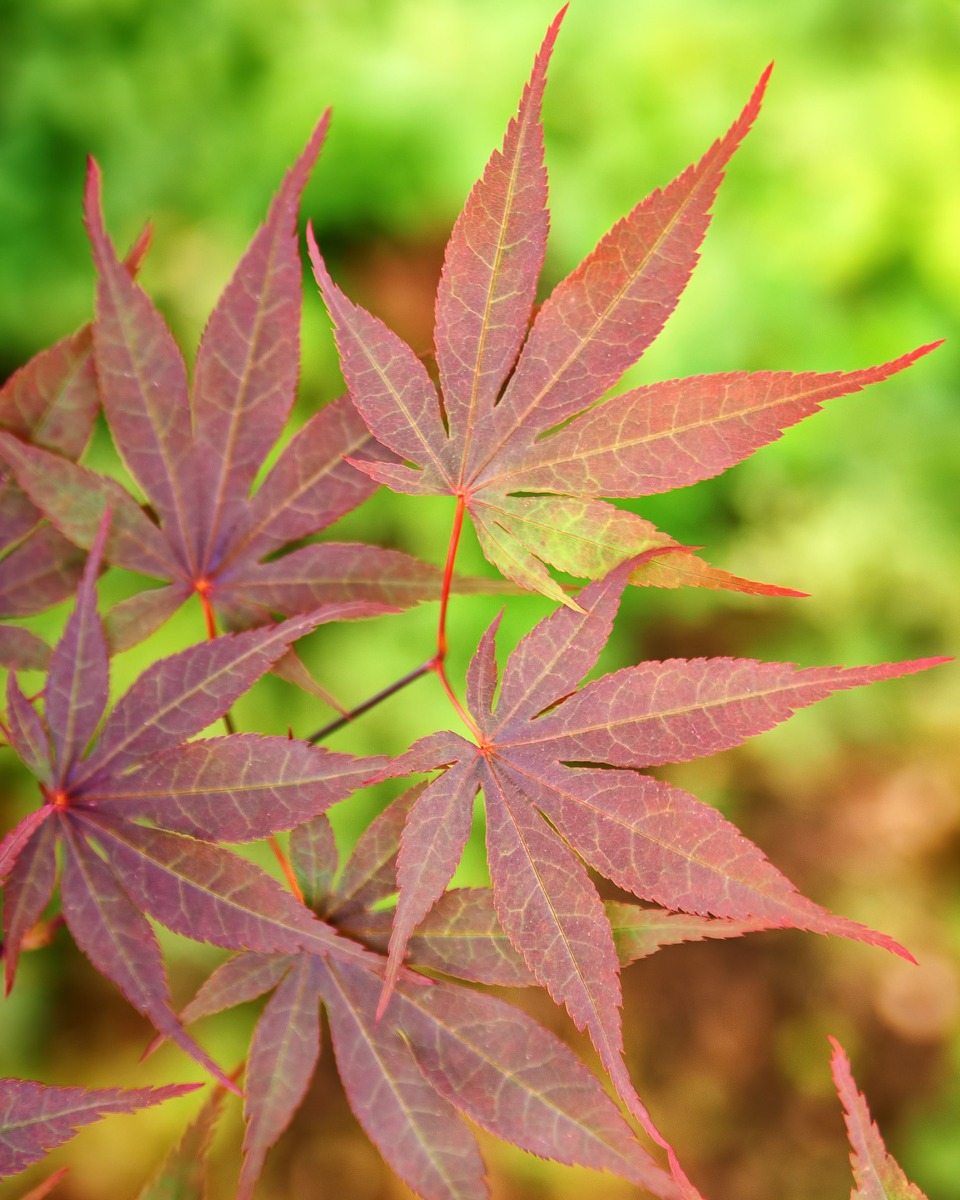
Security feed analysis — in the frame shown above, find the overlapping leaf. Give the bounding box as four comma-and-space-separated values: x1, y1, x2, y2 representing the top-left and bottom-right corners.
0, 229, 150, 668
0, 1078, 199, 1179
369, 553, 945, 1148
170, 787, 681, 1200
177, 787, 772, 1200
175, 792, 683, 1200
0, 116, 457, 671
0, 516, 385, 1086
830, 1038, 929, 1199
310, 9, 937, 607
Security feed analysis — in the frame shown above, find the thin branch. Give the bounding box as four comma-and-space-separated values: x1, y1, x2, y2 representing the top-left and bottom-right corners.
306, 660, 434, 744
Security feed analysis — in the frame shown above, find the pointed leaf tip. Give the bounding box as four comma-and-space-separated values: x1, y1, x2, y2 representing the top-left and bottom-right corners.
86, 506, 112, 579
82, 157, 106, 246
305, 222, 326, 285
829, 1036, 929, 1199
0, 1079, 202, 1180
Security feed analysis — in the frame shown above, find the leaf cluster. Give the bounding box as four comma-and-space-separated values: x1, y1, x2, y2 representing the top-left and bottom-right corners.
0, 9, 946, 1199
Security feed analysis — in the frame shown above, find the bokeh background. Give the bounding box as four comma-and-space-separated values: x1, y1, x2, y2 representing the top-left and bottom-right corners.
2, 1, 959, 1197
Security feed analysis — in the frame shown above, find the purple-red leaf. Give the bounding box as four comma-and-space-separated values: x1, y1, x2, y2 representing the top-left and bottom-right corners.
1, 591, 376, 1081
0, 1078, 199, 1179
0, 434, 179, 579
481, 760, 630, 1102
0, 328, 98, 462
395, 977, 674, 1195
216, 542, 449, 614
380, 761, 478, 1012
224, 394, 388, 562
91, 734, 371, 842
73, 611, 325, 787
530, 654, 948, 770
0, 626, 50, 671
190, 114, 330, 569
314, 22, 937, 605
174, 768, 664, 1200
1, 125, 455, 668
433, 9, 559, 447
376, 555, 946, 1170
0, 809, 53, 891
830, 1037, 929, 1199
76, 812, 371, 965
320, 959, 490, 1200
5, 675, 52, 783
526, 765, 897, 945
57, 818, 235, 1089
238, 954, 324, 1200
0, 318, 115, 646
2, 816, 58, 992
85, 158, 197, 571
45, 512, 110, 782
0, 525, 86, 617
0, 127, 453, 660
179, 953, 295, 1027
512, 346, 941, 498
491, 67, 771, 437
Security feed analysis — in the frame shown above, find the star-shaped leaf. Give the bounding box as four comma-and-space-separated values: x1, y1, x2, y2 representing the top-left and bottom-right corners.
0, 116, 458, 670
310, 10, 937, 607
368, 553, 946, 1147
175, 792, 680, 1200
0, 515, 385, 1086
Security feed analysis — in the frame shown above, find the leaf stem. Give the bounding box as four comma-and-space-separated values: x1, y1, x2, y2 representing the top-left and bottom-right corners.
432, 654, 481, 739
431, 493, 482, 739
269, 838, 305, 903
306, 660, 434, 744
196, 585, 300, 900
197, 584, 217, 641
307, 494, 481, 744
436, 493, 465, 661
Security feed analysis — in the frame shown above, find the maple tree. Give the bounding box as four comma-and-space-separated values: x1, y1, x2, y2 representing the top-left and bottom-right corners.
0, 8, 948, 1199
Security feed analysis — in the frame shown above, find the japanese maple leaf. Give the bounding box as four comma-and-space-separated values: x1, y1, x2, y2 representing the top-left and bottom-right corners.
0, 1077, 199, 1180
309, 9, 938, 608
0, 516, 386, 1087
0, 229, 150, 670
334, 781, 773, 991
830, 1037, 930, 1200
175, 791, 684, 1200
0, 114, 455, 678
135, 1081, 226, 1200
368, 553, 946, 1141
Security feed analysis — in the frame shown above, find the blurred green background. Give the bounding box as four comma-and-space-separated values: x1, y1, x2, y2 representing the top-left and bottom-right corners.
2, 1, 959, 1198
